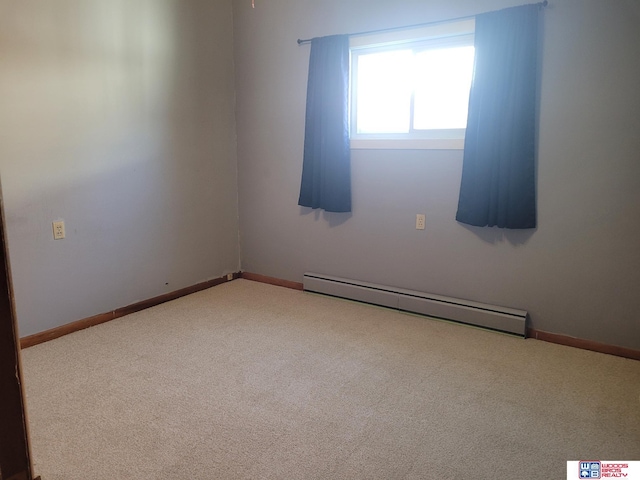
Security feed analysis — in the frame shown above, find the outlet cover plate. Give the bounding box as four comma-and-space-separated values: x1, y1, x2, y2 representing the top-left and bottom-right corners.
52, 221, 65, 240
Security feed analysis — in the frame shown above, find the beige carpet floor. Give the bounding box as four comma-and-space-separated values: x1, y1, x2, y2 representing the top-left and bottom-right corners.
20, 279, 640, 479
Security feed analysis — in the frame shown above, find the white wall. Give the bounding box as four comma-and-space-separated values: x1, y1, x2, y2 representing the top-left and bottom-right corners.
0, 0, 240, 336
233, 0, 640, 349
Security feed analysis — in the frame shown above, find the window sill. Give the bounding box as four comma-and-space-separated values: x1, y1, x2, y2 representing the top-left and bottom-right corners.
350, 138, 464, 150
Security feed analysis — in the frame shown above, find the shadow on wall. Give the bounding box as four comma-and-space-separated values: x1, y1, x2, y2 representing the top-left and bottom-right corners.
298, 204, 535, 242
458, 222, 537, 246
299, 207, 352, 227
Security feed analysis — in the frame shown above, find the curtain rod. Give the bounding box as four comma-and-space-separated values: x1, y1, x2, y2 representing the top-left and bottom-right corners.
296, 0, 548, 45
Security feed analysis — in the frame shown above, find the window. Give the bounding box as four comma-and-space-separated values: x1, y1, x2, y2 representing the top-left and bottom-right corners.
350, 19, 475, 150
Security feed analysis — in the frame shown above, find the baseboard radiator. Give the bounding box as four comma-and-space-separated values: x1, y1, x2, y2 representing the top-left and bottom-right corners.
303, 273, 527, 337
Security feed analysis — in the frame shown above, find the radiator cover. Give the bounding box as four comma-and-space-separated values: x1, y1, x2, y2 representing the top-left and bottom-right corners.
303, 273, 527, 336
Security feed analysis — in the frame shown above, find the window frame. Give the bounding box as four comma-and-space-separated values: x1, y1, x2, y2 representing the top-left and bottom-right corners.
349, 19, 475, 150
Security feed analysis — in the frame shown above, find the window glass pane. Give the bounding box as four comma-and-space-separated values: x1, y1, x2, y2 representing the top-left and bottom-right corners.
413, 46, 474, 130
356, 50, 413, 134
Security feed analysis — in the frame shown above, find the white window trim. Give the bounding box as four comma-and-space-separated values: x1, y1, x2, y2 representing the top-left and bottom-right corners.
350, 137, 465, 151
349, 18, 475, 151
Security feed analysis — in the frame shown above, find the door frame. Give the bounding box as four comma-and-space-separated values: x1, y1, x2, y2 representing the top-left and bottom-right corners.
0, 184, 36, 480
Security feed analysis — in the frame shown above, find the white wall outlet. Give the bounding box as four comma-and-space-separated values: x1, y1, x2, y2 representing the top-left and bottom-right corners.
52, 221, 65, 240
416, 214, 426, 230
226, 273, 233, 281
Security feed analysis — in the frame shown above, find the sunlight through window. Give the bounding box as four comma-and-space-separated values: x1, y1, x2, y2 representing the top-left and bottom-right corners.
356, 50, 413, 134
413, 46, 475, 130
350, 19, 475, 149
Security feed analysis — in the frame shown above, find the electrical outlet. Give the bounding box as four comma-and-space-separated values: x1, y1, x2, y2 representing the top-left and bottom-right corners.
52, 221, 65, 240
416, 214, 426, 230
226, 273, 233, 281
